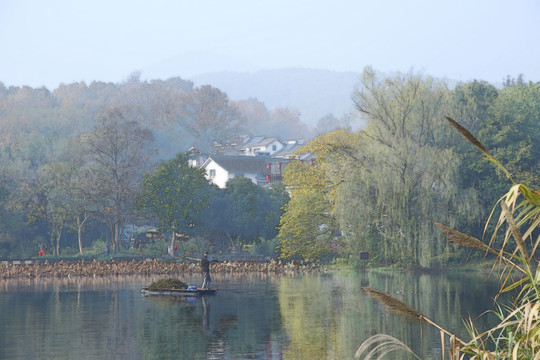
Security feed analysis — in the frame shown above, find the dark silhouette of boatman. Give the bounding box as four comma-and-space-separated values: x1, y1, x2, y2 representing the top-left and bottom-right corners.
201, 252, 211, 289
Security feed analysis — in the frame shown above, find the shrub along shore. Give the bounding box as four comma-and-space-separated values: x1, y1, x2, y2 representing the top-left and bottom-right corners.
0, 258, 325, 279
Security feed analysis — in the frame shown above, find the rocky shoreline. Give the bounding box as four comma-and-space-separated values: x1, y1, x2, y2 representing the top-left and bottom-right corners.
0, 258, 324, 279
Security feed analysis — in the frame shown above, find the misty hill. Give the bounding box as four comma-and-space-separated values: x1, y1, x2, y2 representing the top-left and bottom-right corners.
190, 68, 362, 126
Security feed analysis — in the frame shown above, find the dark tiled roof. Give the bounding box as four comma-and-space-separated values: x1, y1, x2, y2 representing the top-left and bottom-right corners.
272, 141, 309, 158
246, 136, 265, 143
272, 143, 297, 157
207, 155, 277, 173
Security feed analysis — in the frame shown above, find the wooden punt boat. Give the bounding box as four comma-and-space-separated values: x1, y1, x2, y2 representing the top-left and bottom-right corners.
141, 287, 217, 296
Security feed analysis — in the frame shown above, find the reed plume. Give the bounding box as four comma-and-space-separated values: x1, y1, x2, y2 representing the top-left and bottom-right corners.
434, 222, 497, 255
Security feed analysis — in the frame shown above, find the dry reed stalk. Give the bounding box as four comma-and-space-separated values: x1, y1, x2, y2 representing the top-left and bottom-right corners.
445, 116, 514, 183
434, 222, 497, 255
354, 334, 420, 359
444, 117, 491, 159
362, 287, 465, 344
362, 287, 423, 319
500, 201, 528, 261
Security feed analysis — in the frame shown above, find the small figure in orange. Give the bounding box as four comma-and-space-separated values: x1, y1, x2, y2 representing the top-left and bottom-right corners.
38, 243, 47, 256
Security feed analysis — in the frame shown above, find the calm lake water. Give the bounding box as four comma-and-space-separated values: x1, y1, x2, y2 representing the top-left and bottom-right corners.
0, 270, 502, 360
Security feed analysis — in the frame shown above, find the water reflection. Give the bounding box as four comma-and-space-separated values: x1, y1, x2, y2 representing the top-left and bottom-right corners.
0, 271, 501, 359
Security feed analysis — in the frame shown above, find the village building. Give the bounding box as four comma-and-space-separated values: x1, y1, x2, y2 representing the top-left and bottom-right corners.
190, 136, 314, 188
235, 136, 285, 156
201, 154, 276, 188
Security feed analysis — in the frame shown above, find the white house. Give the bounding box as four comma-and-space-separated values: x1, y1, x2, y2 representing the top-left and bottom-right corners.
201, 155, 275, 188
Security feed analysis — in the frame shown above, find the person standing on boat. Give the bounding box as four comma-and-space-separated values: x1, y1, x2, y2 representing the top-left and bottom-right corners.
201, 251, 211, 289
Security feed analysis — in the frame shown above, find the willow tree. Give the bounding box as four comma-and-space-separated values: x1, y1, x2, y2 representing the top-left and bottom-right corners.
343, 67, 469, 267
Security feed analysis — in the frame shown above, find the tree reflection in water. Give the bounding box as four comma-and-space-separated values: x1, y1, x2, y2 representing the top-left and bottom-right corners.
0, 271, 499, 359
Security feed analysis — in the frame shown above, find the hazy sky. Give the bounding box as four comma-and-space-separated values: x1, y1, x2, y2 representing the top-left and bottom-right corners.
1, 0, 539, 89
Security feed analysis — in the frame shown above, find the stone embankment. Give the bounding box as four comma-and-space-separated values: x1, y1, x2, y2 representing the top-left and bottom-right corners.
0, 258, 323, 279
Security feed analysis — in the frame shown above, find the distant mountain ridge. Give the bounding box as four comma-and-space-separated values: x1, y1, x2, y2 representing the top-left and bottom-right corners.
190, 68, 362, 126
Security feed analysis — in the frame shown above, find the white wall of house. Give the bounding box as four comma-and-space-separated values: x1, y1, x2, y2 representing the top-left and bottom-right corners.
203, 159, 230, 189
267, 140, 284, 155
203, 159, 264, 188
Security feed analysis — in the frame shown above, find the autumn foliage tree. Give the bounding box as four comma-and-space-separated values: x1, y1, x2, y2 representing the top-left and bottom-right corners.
277, 129, 360, 261
182, 85, 244, 153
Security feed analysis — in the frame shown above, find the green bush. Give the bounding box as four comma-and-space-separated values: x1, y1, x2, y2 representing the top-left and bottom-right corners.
178, 237, 211, 258
140, 238, 168, 255
61, 246, 79, 256
89, 239, 107, 254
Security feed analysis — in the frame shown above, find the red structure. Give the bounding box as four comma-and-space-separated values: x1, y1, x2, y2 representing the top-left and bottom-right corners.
264, 158, 315, 184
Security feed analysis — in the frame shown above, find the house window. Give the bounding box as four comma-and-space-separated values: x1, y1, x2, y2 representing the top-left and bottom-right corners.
209, 169, 216, 178
272, 145, 277, 151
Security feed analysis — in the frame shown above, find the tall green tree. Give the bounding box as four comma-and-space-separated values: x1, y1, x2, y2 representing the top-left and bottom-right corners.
63, 139, 102, 255
448, 81, 540, 247
0, 137, 51, 257
479, 81, 540, 189
17, 161, 73, 256
0, 160, 29, 257
39, 162, 74, 256
137, 152, 214, 252
446, 80, 499, 237
451, 80, 498, 136
201, 177, 288, 252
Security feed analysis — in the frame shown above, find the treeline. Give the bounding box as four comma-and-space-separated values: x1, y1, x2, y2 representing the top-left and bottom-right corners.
0, 73, 317, 258
1, 69, 538, 267
277, 68, 540, 267
0, 73, 317, 159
